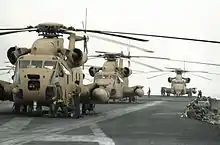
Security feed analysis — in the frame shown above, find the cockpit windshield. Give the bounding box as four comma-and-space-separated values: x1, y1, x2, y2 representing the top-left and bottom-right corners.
32, 60, 43, 68
19, 60, 43, 68
175, 81, 184, 84
95, 74, 116, 80
95, 75, 109, 79
19, 60, 56, 69
44, 61, 57, 69
19, 60, 30, 68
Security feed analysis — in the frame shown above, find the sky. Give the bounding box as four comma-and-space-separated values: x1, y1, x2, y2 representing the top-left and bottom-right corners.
0, 0, 220, 97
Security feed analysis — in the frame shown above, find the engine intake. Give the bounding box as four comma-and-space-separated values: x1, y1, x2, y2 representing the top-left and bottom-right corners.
168, 77, 174, 83
7, 46, 30, 65
65, 48, 88, 68
89, 66, 101, 77
184, 78, 190, 83
122, 67, 132, 77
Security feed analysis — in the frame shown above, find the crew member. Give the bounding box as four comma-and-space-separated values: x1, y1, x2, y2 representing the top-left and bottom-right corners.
72, 80, 82, 118
148, 87, 151, 97
198, 90, 202, 98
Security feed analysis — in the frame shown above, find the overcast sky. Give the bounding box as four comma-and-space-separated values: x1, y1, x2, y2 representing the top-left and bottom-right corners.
0, 0, 220, 97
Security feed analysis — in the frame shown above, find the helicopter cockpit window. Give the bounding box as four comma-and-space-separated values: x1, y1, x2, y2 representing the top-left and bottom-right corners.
31, 60, 43, 68
95, 74, 110, 79
19, 60, 30, 68
176, 82, 183, 84
44, 61, 57, 69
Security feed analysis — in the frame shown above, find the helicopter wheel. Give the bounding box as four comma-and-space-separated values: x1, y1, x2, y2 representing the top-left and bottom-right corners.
87, 104, 96, 115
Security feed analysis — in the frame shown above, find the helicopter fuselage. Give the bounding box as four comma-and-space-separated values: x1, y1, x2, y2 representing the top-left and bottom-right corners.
12, 54, 84, 106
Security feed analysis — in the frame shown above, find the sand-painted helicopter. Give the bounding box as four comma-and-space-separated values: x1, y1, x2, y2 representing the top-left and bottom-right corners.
146, 67, 220, 97
81, 50, 174, 103
0, 22, 150, 117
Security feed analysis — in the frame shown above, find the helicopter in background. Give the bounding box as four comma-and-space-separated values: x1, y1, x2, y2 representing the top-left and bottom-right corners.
146, 67, 220, 97
0, 22, 150, 117
81, 50, 173, 103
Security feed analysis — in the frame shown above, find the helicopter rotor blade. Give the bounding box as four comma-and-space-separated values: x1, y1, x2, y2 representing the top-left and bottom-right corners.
88, 54, 104, 57
130, 60, 164, 71
0, 72, 10, 75
0, 68, 11, 71
73, 29, 149, 42
0, 26, 34, 31
170, 59, 220, 66
147, 73, 171, 79
190, 74, 212, 80
164, 67, 181, 70
132, 69, 152, 73
164, 67, 220, 75
90, 30, 220, 44
0, 24, 148, 42
127, 55, 171, 60
0, 28, 36, 36
95, 51, 110, 54
87, 57, 101, 60
88, 34, 154, 53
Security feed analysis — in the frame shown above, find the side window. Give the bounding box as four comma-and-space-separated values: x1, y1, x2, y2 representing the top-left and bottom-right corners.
75, 73, 77, 81
75, 72, 81, 81
72, 72, 74, 81
67, 75, 69, 84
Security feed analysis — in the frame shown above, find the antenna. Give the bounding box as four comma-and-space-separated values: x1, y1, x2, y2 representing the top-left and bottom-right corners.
82, 8, 88, 70
127, 40, 131, 67
84, 8, 88, 54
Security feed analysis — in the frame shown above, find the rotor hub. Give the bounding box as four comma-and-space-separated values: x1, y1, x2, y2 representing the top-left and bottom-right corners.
37, 22, 66, 38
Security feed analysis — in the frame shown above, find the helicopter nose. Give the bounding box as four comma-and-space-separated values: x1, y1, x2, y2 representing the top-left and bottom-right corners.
135, 88, 144, 97
92, 88, 109, 103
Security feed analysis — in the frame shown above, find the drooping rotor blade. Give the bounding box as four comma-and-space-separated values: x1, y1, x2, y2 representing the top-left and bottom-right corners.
0, 67, 13, 71
147, 73, 171, 79
5, 65, 15, 68
87, 54, 104, 57
127, 55, 171, 60
95, 51, 110, 54
164, 67, 181, 70
88, 57, 102, 60
131, 60, 164, 71
205, 72, 220, 75
0, 27, 32, 30
132, 69, 151, 73
74, 29, 149, 42
88, 30, 220, 44
0, 28, 36, 36
190, 74, 212, 80
88, 34, 154, 53
164, 67, 220, 75
0, 72, 10, 75
171, 59, 220, 66
187, 71, 210, 73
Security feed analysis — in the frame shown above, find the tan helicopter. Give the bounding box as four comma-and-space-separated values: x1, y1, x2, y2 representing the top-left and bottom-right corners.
0, 22, 149, 117
146, 67, 220, 97
81, 50, 174, 104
